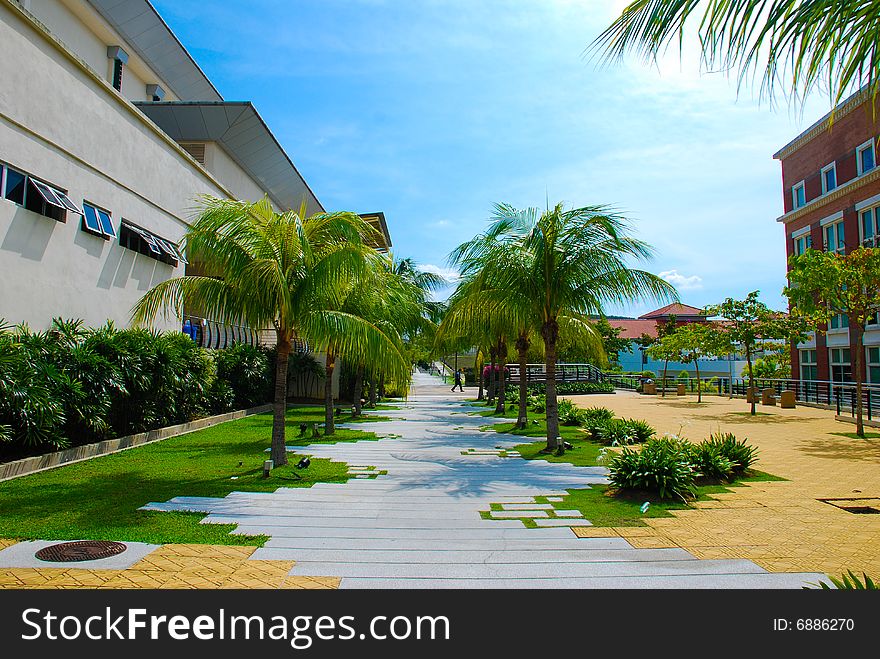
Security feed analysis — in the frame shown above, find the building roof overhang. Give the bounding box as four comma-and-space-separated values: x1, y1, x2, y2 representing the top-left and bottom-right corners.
86, 0, 223, 102
134, 101, 324, 215
358, 212, 392, 252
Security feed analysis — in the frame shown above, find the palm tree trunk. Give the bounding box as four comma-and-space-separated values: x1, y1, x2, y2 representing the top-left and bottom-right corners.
487, 348, 497, 405
369, 375, 378, 408
476, 352, 484, 401
378, 373, 385, 399
542, 320, 561, 453
353, 365, 364, 417
515, 334, 529, 428
271, 335, 290, 467
324, 350, 336, 435
495, 339, 507, 415
694, 355, 702, 403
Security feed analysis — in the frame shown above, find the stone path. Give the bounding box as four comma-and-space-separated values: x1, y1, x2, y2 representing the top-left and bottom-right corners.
142, 372, 824, 588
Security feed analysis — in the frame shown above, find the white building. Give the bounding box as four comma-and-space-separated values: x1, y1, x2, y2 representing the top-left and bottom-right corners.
0, 0, 390, 341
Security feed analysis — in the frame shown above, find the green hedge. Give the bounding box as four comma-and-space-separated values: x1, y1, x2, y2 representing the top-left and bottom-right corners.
0, 319, 274, 460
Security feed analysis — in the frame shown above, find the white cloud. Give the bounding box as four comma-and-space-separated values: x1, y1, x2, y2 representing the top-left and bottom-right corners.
419, 264, 460, 283
658, 269, 703, 291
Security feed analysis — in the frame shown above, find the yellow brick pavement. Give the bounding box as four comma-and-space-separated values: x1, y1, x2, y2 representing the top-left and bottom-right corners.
570, 393, 880, 579
0, 543, 340, 589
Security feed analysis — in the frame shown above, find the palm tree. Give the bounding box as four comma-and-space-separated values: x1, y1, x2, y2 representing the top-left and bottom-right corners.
132, 197, 404, 467
487, 202, 676, 454
592, 0, 880, 111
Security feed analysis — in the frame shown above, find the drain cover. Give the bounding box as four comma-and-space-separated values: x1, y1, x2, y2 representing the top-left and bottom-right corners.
35, 540, 127, 563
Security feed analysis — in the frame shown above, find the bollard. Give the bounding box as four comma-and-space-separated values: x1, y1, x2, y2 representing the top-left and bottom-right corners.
263, 459, 273, 478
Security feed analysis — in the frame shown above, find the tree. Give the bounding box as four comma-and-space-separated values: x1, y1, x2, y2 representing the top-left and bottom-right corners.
593, 0, 880, 113
594, 317, 632, 366
664, 322, 721, 402
644, 316, 680, 396
785, 247, 880, 437
132, 197, 405, 467
705, 292, 807, 416
479, 202, 675, 453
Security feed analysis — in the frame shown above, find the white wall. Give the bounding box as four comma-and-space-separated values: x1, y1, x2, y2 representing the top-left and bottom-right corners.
205, 143, 279, 209
0, 2, 226, 330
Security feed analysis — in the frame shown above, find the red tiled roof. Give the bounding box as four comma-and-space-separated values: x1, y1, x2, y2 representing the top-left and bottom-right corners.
639, 303, 706, 319
609, 319, 659, 340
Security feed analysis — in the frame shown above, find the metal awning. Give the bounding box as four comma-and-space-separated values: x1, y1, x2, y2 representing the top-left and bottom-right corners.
134, 101, 324, 215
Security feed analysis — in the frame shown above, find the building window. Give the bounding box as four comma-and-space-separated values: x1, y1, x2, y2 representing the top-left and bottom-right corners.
792, 181, 806, 209
0, 162, 81, 223
824, 220, 845, 254
868, 347, 880, 383
119, 221, 186, 266
81, 201, 117, 239
830, 347, 852, 382
821, 162, 837, 194
857, 139, 876, 176
830, 313, 849, 330
866, 311, 880, 328
800, 349, 817, 381
793, 233, 812, 255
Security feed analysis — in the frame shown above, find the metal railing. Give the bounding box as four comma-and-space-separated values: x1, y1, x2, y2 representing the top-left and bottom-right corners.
182, 315, 260, 350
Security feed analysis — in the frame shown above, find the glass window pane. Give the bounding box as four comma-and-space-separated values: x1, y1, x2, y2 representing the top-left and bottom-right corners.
3, 168, 25, 204
838, 223, 845, 250
870, 348, 880, 363
862, 145, 875, 173
863, 211, 874, 239
97, 210, 116, 238
796, 185, 805, 207
53, 190, 82, 215
824, 167, 836, 191
30, 180, 64, 208
82, 203, 102, 233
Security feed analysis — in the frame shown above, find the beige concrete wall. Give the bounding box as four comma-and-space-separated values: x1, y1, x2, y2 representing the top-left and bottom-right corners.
27, 0, 178, 102
205, 143, 279, 209
0, 2, 227, 330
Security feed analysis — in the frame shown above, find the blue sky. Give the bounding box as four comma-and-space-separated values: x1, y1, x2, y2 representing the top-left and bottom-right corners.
153, 0, 832, 316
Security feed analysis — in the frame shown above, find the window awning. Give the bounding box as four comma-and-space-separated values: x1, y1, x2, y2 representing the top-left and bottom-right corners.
30, 179, 83, 215
123, 221, 187, 263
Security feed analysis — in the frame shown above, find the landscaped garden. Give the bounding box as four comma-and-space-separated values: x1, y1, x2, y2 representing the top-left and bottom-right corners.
0, 405, 390, 546
472, 395, 780, 528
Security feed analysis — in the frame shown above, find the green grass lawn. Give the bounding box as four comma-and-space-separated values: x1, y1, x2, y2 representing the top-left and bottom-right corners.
0, 405, 388, 546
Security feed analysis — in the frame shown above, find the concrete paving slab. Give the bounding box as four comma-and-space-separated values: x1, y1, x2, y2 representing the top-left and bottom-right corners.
0, 540, 159, 569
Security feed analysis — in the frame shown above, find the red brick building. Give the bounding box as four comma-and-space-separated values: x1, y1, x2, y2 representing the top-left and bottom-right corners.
775, 88, 880, 384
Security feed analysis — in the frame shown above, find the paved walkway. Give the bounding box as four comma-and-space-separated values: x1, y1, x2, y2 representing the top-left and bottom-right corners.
140, 372, 823, 588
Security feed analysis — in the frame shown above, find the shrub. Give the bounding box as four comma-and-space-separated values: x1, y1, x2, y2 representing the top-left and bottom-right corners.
641, 370, 656, 379
624, 418, 655, 443
0, 319, 278, 460
529, 394, 546, 413
215, 343, 272, 409
597, 418, 637, 446
608, 436, 697, 500
558, 399, 584, 426
581, 406, 614, 425
676, 370, 690, 381
689, 441, 734, 481
703, 432, 758, 473
525, 382, 614, 395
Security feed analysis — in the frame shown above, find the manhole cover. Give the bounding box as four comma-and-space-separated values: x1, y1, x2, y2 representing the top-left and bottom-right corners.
35, 540, 127, 562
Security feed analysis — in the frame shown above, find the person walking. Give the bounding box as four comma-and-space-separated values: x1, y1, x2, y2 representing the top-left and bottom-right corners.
451, 368, 464, 392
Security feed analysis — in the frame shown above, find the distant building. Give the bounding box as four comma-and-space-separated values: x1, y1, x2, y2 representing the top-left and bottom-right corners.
608, 302, 708, 375
774, 87, 880, 385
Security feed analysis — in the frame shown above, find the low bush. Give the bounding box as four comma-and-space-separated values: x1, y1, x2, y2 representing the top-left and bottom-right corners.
703, 432, 758, 473
0, 319, 275, 460
608, 437, 697, 501
526, 381, 614, 395
608, 432, 760, 499
558, 399, 584, 426
581, 406, 614, 425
